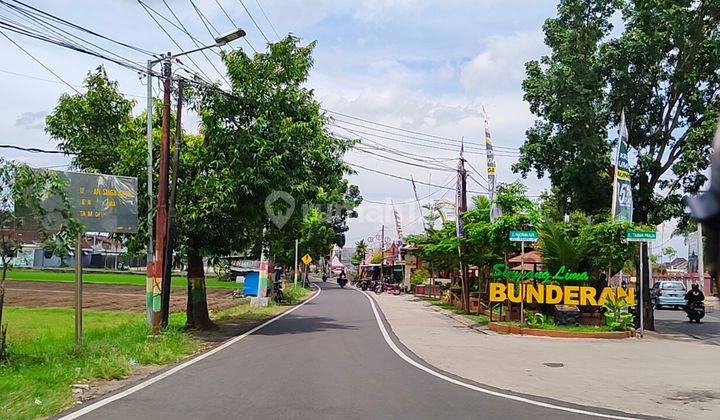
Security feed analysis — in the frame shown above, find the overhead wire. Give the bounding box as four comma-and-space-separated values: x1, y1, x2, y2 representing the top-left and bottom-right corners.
161, 0, 229, 86
235, 0, 269, 43
136, 0, 213, 83
253, 0, 279, 39
213, 0, 257, 53
1, 0, 156, 56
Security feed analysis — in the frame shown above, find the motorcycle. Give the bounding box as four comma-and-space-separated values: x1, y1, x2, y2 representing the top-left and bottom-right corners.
359, 279, 369, 291
373, 280, 383, 294
338, 277, 348, 288
686, 301, 705, 323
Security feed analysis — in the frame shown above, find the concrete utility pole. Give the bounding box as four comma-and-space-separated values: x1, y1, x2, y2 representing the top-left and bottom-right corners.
146, 60, 154, 266
161, 80, 183, 328
74, 232, 83, 345
698, 223, 705, 290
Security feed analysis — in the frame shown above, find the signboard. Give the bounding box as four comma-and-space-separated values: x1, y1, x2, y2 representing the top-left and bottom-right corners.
33, 171, 138, 233
509, 230, 538, 242
489, 282, 635, 306
491, 263, 588, 283
611, 111, 633, 222
688, 231, 700, 273
626, 230, 656, 242
301, 254, 312, 265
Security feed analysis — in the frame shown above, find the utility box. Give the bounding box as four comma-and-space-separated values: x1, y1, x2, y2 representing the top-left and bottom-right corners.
242, 271, 260, 296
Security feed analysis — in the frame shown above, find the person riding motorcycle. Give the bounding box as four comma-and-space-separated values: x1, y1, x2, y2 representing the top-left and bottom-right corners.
337, 270, 348, 288
685, 283, 705, 307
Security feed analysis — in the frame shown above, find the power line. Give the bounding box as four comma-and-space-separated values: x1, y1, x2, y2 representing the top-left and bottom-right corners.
213, 0, 257, 53
346, 161, 487, 195
236, 0, 269, 43
0, 30, 81, 94
0, 67, 145, 98
136, 0, 213, 83
161, 0, 229, 86
253, 0, 279, 39
325, 107, 521, 152
353, 146, 455, 172
0, 144, 112, 157
1, 0, 156, 56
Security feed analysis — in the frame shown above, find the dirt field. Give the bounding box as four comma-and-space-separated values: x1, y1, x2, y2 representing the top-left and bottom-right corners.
4, 281, 243, 313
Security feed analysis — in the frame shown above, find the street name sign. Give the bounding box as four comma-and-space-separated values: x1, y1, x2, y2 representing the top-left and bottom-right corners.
626, 230, 657, 242
509, 230, 539, 242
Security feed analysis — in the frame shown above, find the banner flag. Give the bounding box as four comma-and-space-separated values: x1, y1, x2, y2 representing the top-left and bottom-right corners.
484, 107, 502, 219
611, 110, 633, 222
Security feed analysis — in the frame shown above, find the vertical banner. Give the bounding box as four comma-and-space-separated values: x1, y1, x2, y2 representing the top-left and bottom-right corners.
392, 201, 404, 241
410, 175, 427, 233
687, 230, 700, 273
612, 110, 633, 221
484, 107, 501, 219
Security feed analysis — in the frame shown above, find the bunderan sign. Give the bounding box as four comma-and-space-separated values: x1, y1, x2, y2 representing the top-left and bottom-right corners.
489, 283, 635, 306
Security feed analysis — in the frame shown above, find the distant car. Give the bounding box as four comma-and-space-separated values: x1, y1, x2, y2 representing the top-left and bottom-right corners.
650, 281, 687, 309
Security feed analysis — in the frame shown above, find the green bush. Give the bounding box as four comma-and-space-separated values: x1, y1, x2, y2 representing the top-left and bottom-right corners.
410, 268, 430, 285
524, 310, 547, 328
603, 296, 634, 331
283, 284, 310, 304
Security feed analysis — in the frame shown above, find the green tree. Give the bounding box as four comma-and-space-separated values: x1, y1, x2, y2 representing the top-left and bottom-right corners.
0, 159, 78, 361
516, 0, 719, 329
191, 35, 357, 325
351, 239, 368, 267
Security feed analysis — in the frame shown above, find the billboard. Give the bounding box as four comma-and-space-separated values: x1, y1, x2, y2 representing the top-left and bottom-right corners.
39, 171, 138, 233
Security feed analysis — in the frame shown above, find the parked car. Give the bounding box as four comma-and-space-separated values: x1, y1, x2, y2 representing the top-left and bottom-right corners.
650, 281, 687, 309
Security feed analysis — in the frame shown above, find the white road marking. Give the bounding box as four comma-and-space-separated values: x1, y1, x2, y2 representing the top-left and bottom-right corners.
58, 285, 322, 419
360, 291, 641, 420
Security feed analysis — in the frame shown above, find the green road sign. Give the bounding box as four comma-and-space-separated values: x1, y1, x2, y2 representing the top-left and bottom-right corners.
626, 230, 657, 241
509, 230, 539, 242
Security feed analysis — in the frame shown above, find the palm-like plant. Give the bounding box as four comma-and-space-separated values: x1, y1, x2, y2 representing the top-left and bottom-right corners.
538, 223, 593, 277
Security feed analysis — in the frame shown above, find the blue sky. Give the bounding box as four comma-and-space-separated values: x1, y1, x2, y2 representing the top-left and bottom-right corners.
0, 0, 686, 258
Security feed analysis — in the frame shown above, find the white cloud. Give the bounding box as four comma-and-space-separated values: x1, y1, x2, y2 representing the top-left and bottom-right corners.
460, 31, 546, 96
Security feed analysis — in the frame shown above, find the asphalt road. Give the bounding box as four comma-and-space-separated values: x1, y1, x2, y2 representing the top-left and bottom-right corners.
62, 282, 638, 420
654, 307, 720, 345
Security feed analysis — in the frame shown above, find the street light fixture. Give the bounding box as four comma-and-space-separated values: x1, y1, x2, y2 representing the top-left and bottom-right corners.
215, 28, 246, 46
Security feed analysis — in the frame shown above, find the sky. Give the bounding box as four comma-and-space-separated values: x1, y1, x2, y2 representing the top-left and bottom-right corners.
0, 0, 689, 259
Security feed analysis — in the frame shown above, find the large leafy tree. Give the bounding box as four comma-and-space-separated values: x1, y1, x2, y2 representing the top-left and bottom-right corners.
190, 35, 356, 324
516, 0, 719, 329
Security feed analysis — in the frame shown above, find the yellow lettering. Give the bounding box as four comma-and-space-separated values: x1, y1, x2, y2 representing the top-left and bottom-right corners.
598, 287, 614, 306
563, 285, 580, 305
507, 283, 522, 303
525, 284, 544, 304
617, 287, 635, 306
489, 283, 506, 303
579, 286, 598, 306
546, 285, 562, 304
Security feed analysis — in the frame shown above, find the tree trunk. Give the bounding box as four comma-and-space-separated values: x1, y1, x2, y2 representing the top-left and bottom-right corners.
185, 246, 214, 330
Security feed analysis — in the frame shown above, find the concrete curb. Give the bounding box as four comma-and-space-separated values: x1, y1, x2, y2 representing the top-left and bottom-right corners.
488, 321, 635, 339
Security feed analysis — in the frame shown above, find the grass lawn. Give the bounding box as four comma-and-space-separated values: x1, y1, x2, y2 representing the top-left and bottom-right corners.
0, 308, 198, 419
213, 284, 313, 320
0, 284, 314, 419
6, 269, 240, 289
419, 297, 489, 325
498, 321, 617, 333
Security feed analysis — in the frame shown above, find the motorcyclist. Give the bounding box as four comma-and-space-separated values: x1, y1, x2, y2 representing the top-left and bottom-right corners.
685, 283, 705, 307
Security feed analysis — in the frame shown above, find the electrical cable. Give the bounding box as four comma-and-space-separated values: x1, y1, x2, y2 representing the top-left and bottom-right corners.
213, 0, 257, 53
346, 161, 487, 195
136, 0, 213, 83
2, 0, 156, 56
235, 0, 269, 43
161, 0, 229, 85
0, 144, 113, 157
253, 0, 279, 39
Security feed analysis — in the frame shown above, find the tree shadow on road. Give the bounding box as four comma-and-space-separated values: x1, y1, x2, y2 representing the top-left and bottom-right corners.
251, 315, 358, 336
